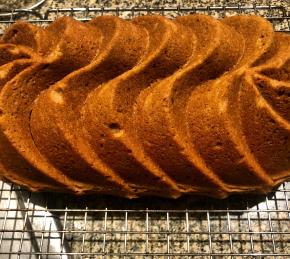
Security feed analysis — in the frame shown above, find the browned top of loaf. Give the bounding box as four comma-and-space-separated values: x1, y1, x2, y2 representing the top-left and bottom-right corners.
184, 15, 286, 194
236, 32, 290, 183
0, 14, 288, 198
0, 16, 102, 193
131, 15, 242, 197
29, 16, 148, 196
81, 15, 194, 197
0, 43, 39, 90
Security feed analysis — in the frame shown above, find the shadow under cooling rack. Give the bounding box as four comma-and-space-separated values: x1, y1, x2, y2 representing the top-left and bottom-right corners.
0, 2, 289, 258
0, 182, 289, 257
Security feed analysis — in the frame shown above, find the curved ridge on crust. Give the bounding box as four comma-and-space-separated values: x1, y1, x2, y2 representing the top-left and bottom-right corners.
222, 15, 276, 66
30, 16, 149, 197
237, 73, 290, 184
132, 15, 245, 198
81, 16, 194, 197
2, 21, 58, 58
0, 14, 288, 198
0, 44, 41, 182
0, 30, 48, 183
236, 32, 290, 183
2, 21, 42, 51
0, 44, 39, 90
252, 33, 290, 122
252, 75, 290, 125
0, 44, 34, 65
223, 27, 290, 186
186, 74, 273, 195
185, 16, 285, 195
0, 17, 102, 192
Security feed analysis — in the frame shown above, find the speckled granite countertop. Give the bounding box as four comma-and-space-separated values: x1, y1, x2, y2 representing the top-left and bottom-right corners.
0, 0, 289, 257
2, 0, 290, 11
0, 0, 289, 32
4, 0, 290, 8
1, 0, 290, 28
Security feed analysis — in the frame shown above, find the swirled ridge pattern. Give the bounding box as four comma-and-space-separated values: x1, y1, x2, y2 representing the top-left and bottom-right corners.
0, 14, 289, 198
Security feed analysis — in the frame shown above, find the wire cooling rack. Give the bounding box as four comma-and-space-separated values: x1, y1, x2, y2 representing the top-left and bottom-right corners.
0, 1, 289, 258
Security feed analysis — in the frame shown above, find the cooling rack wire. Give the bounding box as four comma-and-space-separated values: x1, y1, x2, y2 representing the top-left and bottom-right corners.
0, 0, 289, 258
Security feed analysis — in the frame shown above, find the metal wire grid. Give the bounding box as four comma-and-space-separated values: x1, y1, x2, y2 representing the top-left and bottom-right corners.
0, 182, 289, 258
0, 2, 289, 29
0, 2, 289, 258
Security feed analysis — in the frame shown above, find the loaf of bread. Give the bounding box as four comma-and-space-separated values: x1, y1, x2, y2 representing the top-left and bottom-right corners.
0, 14, 289, 198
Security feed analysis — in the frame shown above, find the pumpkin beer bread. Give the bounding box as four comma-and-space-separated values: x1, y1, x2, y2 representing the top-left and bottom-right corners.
0, 14, 288, 198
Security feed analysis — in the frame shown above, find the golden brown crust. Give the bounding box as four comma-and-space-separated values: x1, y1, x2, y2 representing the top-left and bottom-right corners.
30, 16, 148, 197
132, 15, 245, 198
237, 33, 290, 183
0, 17, 102, 193
0, 15, 288, 198
82, 16, 194, 197
185, 17, 289, 195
